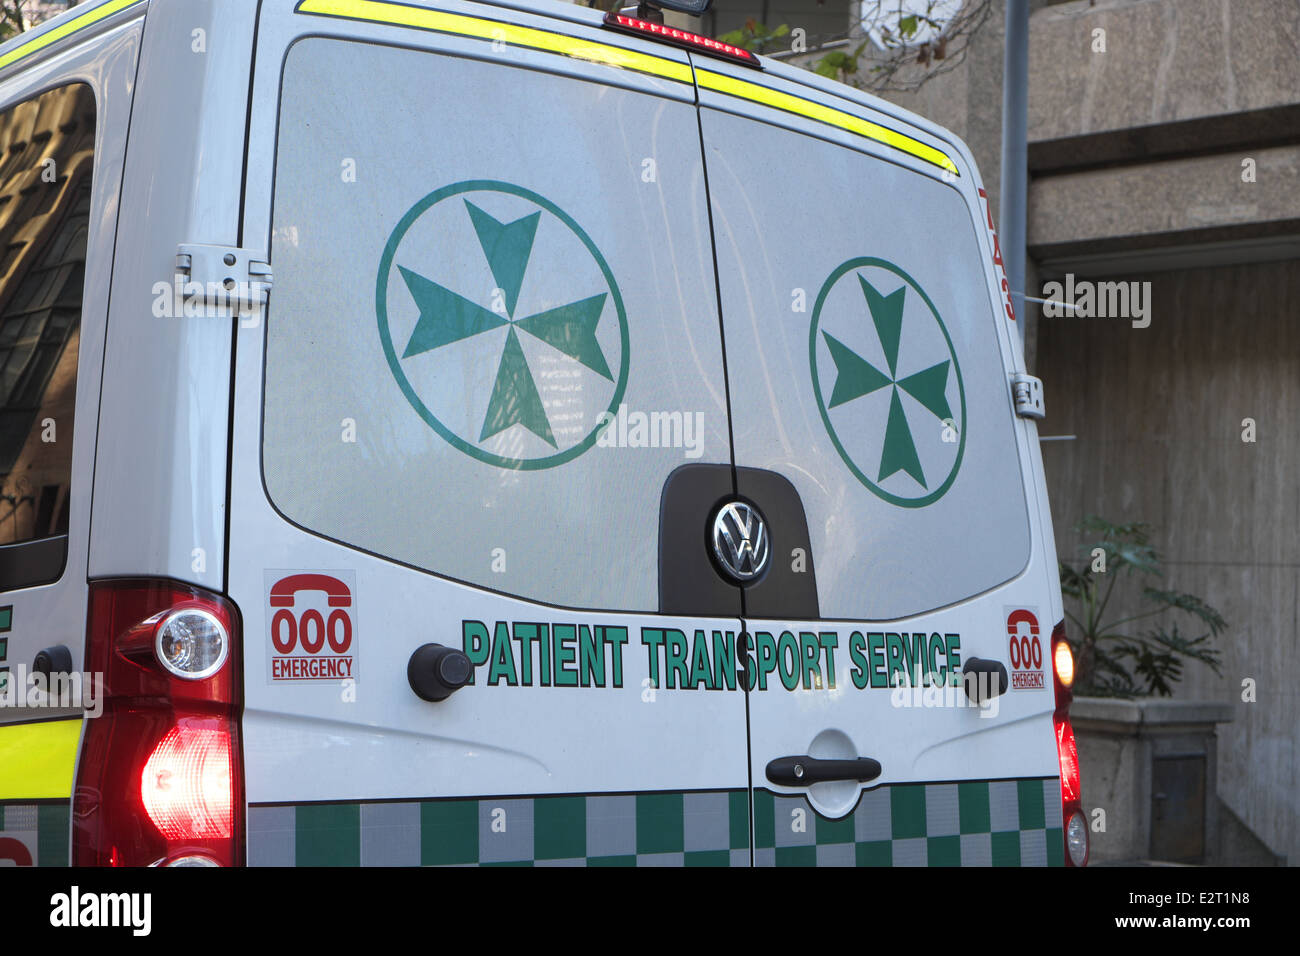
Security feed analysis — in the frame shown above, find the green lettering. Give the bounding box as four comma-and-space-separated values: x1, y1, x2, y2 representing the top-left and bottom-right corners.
928, 632, 944, 686
906, 632, 928, 687
848, 631, 868, 689
884, 632, 905, 687
537, 624, 551, 685
819, 631, 839, 689
713, 630, 737, 691
579, 625, 605, 687
868, 632, 886, 688
553, 624, 577, 687
462, 621, 490, 684
799, 631, 821, 689
665, 629, 690, 690
513, 623, 539, 686
777, 631, 800, 691
641, 628, 665, 689
489, 621, 517, 686
604, 626, 628, 688
754, 631, 777, 691
945, 633, 962, 686
689, 630, 714, 690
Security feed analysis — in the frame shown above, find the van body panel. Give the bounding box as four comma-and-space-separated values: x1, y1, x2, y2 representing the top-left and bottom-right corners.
88, 0, 257, 591
0, 0, 147, 84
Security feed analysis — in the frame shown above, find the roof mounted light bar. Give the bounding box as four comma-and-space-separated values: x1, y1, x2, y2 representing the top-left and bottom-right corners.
603, 7, 761, 69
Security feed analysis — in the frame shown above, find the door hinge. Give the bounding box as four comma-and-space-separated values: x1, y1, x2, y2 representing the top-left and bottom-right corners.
175, 243, 273, 314
1011, 372, 1045, 420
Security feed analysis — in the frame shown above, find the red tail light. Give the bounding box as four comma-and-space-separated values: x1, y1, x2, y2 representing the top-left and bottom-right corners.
602, 12, 761, 67
73, 579, 244, 867
1051, 619, 1088, 866
141, 723, 234, 840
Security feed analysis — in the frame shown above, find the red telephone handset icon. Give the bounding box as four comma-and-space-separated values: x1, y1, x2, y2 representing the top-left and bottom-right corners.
270, 574, 352, 655
1006, 609, 1039, 639
1006, 609, 1042, 670
270, 573, 352, 608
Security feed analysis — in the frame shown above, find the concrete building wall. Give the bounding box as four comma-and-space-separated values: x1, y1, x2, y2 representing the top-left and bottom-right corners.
1017, 0, 1298, 864
1027, 0, 1300, 144
1037, 260, 1299, 863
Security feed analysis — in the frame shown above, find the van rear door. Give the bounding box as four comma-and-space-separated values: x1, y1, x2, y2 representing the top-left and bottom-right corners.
695, 59, 1066, 865
229, 0, 751, 866
0, 5, 143, 866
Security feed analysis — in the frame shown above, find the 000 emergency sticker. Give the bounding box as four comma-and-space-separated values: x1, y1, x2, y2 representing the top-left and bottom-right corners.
266, 571, 357, 683
1005, 607, 1045, 690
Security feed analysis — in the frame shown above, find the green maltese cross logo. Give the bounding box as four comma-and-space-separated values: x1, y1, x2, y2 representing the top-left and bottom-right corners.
377, 181, 629, 470
810, 257, 966, 508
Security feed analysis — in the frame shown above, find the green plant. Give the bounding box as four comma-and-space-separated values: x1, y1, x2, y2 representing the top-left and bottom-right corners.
716, 18, 789, 55
812, 40, 871, 81
1059, 516, 1225, 697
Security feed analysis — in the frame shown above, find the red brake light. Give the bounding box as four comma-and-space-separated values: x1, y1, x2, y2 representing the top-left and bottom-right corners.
1050, 619, 1087, 866
602, 12, 761, 67
73, 579, 244, 867
1055, 714, 1081, 806
141, 722, 234, 841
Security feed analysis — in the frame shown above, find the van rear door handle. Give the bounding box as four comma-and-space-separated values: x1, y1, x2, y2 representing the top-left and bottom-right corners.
765, 755, 882, 787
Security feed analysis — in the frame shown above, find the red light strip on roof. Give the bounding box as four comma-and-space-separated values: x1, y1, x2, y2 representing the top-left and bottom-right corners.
602, 12, 761, 68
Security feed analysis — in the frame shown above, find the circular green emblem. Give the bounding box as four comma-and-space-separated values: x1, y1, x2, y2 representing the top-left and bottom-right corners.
376, 180, 629, 470
809, 257, 966, 508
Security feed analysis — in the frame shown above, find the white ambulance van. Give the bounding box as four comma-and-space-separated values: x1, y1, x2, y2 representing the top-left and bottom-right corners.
0, 0, 1086, 867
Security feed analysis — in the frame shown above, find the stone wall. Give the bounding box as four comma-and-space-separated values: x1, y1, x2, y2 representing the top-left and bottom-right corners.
1037, 258, 1299, 864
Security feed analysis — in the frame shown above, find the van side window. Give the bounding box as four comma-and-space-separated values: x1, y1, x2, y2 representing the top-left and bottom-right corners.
0, 84, 95, 569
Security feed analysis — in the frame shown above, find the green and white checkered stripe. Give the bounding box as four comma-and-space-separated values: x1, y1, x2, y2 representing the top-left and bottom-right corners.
755, 777, 1063, 866
0, 801, 71, 866
250, 777, 1061, 867
249, 790, 751, 867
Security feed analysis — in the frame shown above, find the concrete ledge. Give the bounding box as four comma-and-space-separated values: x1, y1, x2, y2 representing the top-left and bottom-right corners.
1029, 103, 1300, 173
1028, 0, 1300, 145
1072, 696, 1235, 732
1028, 145, 1300, 250
1032, 224, 1300, 277
1073, 695, 1233, 862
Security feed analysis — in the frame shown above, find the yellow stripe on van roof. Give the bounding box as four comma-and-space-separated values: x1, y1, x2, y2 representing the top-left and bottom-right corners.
296, 0, 959, 177
0, 0, 145, 73
296, 0, 693, 85
0, 718, 81, 800
695, 68, 960, 176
